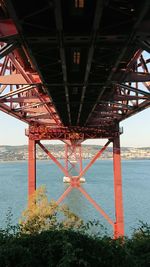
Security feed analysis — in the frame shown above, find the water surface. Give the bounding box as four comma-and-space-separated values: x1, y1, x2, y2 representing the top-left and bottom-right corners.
0, 159, 149, 236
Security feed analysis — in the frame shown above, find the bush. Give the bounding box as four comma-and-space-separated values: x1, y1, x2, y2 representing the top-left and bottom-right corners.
0, 187, 149, 266
0, 226, 149, 267
19, 186, 84, 234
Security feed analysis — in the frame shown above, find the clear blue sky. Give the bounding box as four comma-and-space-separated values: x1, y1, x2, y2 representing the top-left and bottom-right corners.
0, 107, 150, 147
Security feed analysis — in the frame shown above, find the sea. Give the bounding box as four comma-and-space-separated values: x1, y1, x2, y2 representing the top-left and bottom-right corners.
0, 159, 150, 237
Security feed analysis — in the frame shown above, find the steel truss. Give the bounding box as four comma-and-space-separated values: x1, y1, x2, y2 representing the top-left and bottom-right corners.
0, 15, 150, 241
28, 133, 124, 239
86, 49, 150, 126
0, 29, 62, 126
64, 143, 83, 175
26, 124, 122, 140
0, 30, 149, 131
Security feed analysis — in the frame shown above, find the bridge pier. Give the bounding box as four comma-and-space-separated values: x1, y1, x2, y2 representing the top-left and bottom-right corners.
79, 144, 83, 173
0, 0, 150, 242
113, 136, 124, 238
64, 143, 84, 182
65, 144, 69, 173
28, 139, 36, 199
27, 127, 124, 238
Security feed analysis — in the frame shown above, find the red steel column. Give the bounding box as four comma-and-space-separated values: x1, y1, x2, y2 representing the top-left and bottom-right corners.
77, 140, 111, 181
65, 144, 68, 172
113, 135, 124, 238
28, 138, 36, 198
79, 144, 83, 173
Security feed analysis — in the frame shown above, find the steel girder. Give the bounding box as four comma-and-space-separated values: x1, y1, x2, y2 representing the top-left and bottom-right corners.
28, 136, 124, 238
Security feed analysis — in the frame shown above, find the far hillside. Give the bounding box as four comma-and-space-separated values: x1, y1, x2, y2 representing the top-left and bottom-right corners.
0, 145, 149, 161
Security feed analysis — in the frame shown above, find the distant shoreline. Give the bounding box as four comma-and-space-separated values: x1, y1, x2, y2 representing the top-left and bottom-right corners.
0, 158, 150, 163
0, 145, 149, 162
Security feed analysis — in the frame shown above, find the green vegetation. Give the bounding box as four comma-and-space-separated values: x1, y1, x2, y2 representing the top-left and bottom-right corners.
0, 187, 149, 267
0, 224, 150, 266
19, 186, 84, 234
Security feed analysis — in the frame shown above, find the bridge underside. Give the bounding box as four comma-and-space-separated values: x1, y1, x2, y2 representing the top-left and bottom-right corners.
0, 0, 149, 131
0, 0, 150, 238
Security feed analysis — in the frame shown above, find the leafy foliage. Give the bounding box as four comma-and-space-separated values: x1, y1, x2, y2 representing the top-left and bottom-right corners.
0, 225, 149, 267
19, 186, 84, 234
0, 187, 149, 266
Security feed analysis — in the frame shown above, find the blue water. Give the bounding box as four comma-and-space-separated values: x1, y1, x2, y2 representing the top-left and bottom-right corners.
0, 160, 150, 236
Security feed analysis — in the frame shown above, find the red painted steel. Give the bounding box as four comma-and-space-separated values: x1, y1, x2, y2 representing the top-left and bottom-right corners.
76, 140, 111, 181
79, 145, 83, 173
0, 45, 62, 126
0, 5, 150, 240
113, 136, 124, 238
70, 177, 80, 187
64, 143, 83, 175
65, 144, 68, 172
78, 186, 114, 226
27, 132, 125, 237
0, 19, 18, 37
27, 125, 120, 140
28, 139, 36, 198
37, 137, 124, 238
37, 141, 71, 179
57, 185, 73, 205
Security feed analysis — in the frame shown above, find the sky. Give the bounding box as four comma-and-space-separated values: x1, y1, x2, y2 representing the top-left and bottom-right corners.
0, 107, 150, 147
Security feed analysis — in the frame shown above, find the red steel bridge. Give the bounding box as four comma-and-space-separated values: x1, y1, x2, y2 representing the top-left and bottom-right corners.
0, 0, 150, 238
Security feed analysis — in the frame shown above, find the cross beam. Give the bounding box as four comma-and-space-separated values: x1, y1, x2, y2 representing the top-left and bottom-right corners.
27, 132, 124, 238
